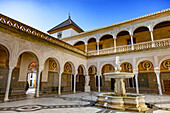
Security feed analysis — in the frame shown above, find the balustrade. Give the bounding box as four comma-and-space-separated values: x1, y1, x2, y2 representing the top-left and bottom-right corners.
87, 38, 170, 56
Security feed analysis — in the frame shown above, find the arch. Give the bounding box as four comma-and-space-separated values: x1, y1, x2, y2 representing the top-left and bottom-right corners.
116, 30, 130, 37
116, 30, 131, 46
77, 64, 86, 75
120, 62, 133, 72
99, 34, 114, 49
153, 21, 170, 40
88, 64, 97, 70
99, 62, 115, 73
43, 57, 60, 72
87, 38, 97, 51
99, 34, 113, 41
87, 37, 97, 43
88, 65, 97, 75
73, 41, 85, 46
17, 49, 40, 64
153, 20, 170, 29
43, 56, 60, 72
101, 64, 115, 74
0, 42, 11, 57
138, 60, 158, 94
132, 25, 149, 33
159, 56, 170, 68
120, 60, 133, 66
73, 41, 85, 51
63, 61, 75, 75
133, 26, 151, 43
0, 44, 10, 66
136, 58, 154, 68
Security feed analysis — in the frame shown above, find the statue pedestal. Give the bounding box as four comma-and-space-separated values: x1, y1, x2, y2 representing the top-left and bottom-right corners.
85, 85, 90, 92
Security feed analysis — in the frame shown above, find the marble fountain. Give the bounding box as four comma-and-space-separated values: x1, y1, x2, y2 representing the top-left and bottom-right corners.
95, 56, 148, 112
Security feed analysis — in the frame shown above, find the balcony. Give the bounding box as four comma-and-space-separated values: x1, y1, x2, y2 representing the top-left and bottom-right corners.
87, 38, 170, 56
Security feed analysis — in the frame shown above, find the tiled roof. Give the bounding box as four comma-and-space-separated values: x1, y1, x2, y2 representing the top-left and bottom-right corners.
47, 16, 84, 33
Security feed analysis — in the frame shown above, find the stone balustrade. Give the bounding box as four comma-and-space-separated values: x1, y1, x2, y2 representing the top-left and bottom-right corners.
87, 38, 170, 56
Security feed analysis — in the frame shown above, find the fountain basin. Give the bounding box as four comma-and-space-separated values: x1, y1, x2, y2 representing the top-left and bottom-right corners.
95, 93, 148, 112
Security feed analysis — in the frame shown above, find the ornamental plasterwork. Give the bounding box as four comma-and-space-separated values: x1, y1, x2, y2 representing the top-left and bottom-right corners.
163, 60, 170, 70
65, 63, 71, 72
142, 61, 152, 71
125, 63, 133, 71
51, 61, 57, 70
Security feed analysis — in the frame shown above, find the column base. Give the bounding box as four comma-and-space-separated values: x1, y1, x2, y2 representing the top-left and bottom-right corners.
85, 85, 90, 92
4, 98, 9, 101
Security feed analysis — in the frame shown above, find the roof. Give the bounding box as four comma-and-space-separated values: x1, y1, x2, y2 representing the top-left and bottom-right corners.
47, 16, 84, 33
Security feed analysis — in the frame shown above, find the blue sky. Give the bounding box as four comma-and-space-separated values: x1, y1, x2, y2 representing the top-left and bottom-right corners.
0, 0, 169, 33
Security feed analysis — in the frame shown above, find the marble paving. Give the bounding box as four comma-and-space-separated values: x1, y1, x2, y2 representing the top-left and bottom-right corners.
0, 92, 170, 113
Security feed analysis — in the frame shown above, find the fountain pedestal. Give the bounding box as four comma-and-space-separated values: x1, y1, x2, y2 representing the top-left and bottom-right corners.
114, 78, 126, 96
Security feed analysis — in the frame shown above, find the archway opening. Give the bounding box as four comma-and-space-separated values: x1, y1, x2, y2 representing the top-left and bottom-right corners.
120, 62, 135, 93
138, 60, 158, 94
87, 38, 97, 51
116, 31, 131, 46
76, 65, 85, 92
99, 35, 113, 50
101, 64, 115, 92
40, 58, 59, 94
153, 21, 170, 40
61, 62, 74, 93
0, 45, 9, 97
133, 27, 151, 43
10, 52, 39, 96
160, 59, 170, 94
88, 65, 97, 91
74, 41, 85, 51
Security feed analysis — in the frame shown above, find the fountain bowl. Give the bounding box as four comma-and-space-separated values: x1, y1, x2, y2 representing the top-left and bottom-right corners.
104, 72, 134, 79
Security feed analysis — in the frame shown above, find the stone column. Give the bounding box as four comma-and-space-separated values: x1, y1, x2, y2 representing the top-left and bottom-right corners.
58, 73, 62, 94
135, 73, 139, 94
36, 66, 44, 97
4, 66, 15, 101
149, 30, 155, 47
130, 35, 134, 50
85, 75, 90, 92
97, 41, 99, 55
85, 44, 87, 52
114, 38, 116, 52
98, 75, 101, 92
73, 74, 77, 93
155, 72, 162, 95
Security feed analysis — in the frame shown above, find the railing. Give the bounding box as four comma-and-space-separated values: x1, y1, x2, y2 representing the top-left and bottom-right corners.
99, 47, 115, 55
87, 38, 170, 56
134, 41, 152, 50
155, 38, 170, 47
116, 45, 132, 52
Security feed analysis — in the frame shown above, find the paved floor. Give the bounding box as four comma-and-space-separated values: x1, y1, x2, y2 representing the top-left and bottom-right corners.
0, 92, 170, 113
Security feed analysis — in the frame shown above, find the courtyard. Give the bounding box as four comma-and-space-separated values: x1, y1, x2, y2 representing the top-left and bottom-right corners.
0, 92, 170, 113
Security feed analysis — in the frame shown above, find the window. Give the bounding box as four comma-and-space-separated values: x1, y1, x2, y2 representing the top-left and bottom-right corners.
57, 32, 62, 38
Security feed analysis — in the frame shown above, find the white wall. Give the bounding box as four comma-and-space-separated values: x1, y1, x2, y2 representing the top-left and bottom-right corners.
50, 28, 79, 39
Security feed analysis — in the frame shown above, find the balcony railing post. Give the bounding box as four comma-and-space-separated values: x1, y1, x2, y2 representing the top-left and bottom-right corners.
130, 35, 134, 50
114, 38, 116, 52
97, 41, 99, 55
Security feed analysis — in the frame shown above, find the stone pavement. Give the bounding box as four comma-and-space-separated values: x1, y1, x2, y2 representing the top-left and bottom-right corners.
0, 92, 170, 113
